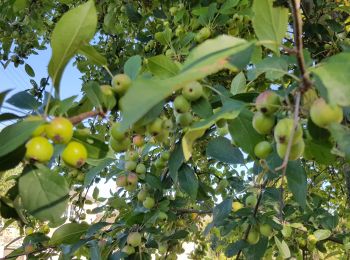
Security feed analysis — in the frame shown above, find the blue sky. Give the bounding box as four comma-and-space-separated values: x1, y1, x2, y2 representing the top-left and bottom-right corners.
0, 46, 84, 112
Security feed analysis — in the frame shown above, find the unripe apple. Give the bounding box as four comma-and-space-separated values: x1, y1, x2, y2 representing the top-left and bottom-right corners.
232, 201, 243, 212
160, 151, 170, 161
110, 122, 127, 141
122, 245, 135, 255
125, 184, 137, 192
255, 91, 280, 115
215, 118, 226, 128
195, 27, 211, 42
111, 74, 132, 95
25, 227, 34, 235
276, 139, 305, 160
163, 119, 174, 132
125, 150, 138, 161
259, 224, 273, 237
252, 112, 275, 135
274, 118, 303, 145
116, 175, 127, 187
245, 195, 257, 208
147, 118, 163, 136
136, 163, 146, 174
307, 234, 317, 245
25, 136, 54, 163
46, 117, 73, 144
143, 196, 155, 209
137, 189, 148, 201
174, 95, 191, 113
62, 141, 88, 168
25, 115, 46, 137
39, 224, 50, 234
127, 232, 142, 247
125, 160, 137, 171
247, 229, 260, 245
176, 112, 193, 127
154, 159, 166, 169
110, 138, 130, 153
169, 6, 177, 16
127, 173, 138, 185
254, 141, 272, 159
310, 98, 343, 128
158, 211, 168, 221
132, 135, 144, 147
182, 81, 203, 101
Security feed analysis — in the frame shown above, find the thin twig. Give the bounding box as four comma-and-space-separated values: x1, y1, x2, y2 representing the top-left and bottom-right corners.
69, 110, 105, 125
289, 0, 313, 93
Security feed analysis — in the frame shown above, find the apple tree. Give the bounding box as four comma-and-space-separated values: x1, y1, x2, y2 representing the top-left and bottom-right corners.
1, 0, 350, 259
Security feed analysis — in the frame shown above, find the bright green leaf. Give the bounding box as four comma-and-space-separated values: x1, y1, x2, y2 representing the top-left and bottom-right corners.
148, 55, 179, 78
314, 229, 332, 241
230, 72, 246, 95
274, 237, 291, 259
50, 223, 89, 245
124, 55, 142, 80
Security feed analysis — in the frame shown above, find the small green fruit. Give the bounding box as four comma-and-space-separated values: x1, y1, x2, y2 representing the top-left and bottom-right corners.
125, 150, 138, 161
176, 112, 193, 127
110, 122, 127, 141
147, 118, 163, 136
111, 74, 132, 95
25, 136, 54, 163
254, 141, 272, 159
160, 151, 170, 161
259, 224, 273, 237
143, 197, 155, 209
282, 225, 292, 238
122, 245, 135, 255
110, 138, 130, 153
62, 141, 88, 168
125, 161, 137, 171
46, 117, 73, 144
310, 98, 343, 128
182, 81, 203, 101
274, 118, 303, 145
255, 91, 280, 115
174, 95, 191, 113
25, 227, 34, 235
245, 195, 257, 208
135, 163, 146, 174
127, 232, 142, 247
276, 139, 305, 160
127, 173, 138, 185
158, 211, 168, 221
247, 229, 260, 245
137, 190, 148, 201
252, 112, 275, 135
307, 234, 317, 245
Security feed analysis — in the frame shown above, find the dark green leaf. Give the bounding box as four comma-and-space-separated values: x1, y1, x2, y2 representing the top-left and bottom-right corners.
286, 161, 307, 208
0, 89, 12, 107
84, 158, 114, 186
73, 131, 109, 159
206, 137, 244, 164
145, 174, 162, 190
0, 113, 23, 122
168, 142, 184, 183
0, 145, 26, 171
124, 55, 142, 80
82, 81, 103, 108
24, 64, 35, 77
178, 164, 198, 200
19, 166, 69, 225
225, 240, 248, 257
191, 97, 213, 118
7, 91, 41, 110
212, 197, 233, 226
161, 230, 189, 241
50, 223, 89, 245
0, 120, 43, 157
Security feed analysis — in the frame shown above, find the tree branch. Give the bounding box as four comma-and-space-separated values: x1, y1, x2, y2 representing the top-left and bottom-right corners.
69, 110, 105, 125
289, 0, 313, 93
174, 208, 213, 215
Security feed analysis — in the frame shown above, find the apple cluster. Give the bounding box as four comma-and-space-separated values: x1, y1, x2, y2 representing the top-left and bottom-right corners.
25, 116, 88, 168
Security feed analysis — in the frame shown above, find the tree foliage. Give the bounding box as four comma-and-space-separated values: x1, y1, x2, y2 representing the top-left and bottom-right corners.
1, 0, 350, 259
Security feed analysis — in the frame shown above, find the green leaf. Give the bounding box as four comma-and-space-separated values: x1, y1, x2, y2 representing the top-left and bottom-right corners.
24, 64, 35, 77
225, 240, 248, 257
219, 0, 240, 14
0, 120, 43, 157
50, 223, 89, 245
230, 72, 246, 95
161, 230, 189, 241
7, 91, 41, 110
124, 55, 142, 80
0, 145, 25, 171
78, 45, 107, 66
145, 174, 162, 190
304, 139, 336, 165
13, 0, 27, 12
206, 137, 244, 164
148, 55, 179, 78
274, 237, 291, 259
82, 81, 103, 109
168, 143, 184, 183
328, 123, 350, 161
19, 166, 69, 225
154, 28, 172, 45
0, 113, 23, 122
212, 198, 233, 226
252, 0, 288, 53
182, 98, 244, 160
191, 97, 213, 118
178, 164, 198, 200
314, 229, 332, 241
228, 109, 264, 156
48, 0, 97, 93
312, 52, 350, 106
73, 131, 109, 159
0, 89, 12, 107
247, 56, 289, 81
285, 161, 307, 208
84, 158, 114, 186
119, 36, 253, 131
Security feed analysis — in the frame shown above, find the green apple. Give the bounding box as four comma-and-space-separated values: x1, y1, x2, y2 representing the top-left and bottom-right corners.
254, 141, 273, 159
252, 112, 275, 135
182, 81, 203, 101
143, 197, 155, 209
